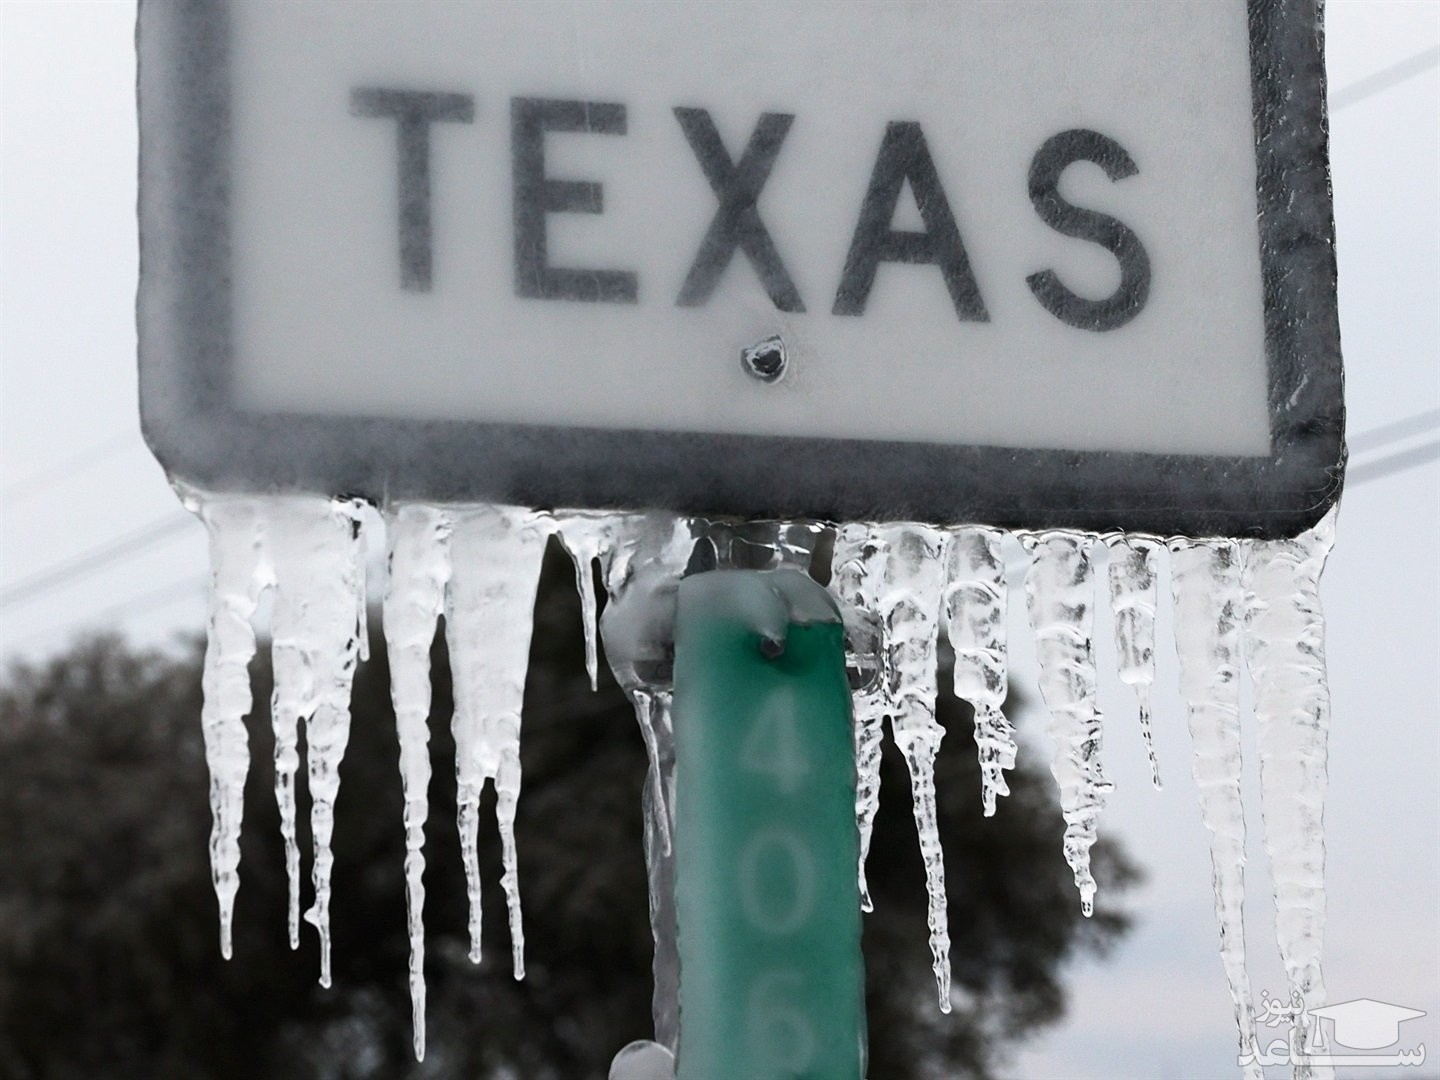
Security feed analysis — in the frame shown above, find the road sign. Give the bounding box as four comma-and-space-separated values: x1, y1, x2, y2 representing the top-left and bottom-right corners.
138, 0, 1342, 538
673, 570, 865, 1080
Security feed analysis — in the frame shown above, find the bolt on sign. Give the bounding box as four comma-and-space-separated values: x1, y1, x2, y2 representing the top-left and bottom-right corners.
138, 0, 1342, 538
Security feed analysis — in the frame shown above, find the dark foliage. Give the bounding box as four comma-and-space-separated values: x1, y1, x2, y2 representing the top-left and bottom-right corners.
0, 542, 1135, 1078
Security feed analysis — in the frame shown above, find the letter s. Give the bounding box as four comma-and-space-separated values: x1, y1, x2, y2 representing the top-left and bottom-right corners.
1027, 129, 1150, 332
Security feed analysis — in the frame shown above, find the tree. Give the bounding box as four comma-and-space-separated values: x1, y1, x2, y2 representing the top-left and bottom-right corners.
0, 542, 1135, 1078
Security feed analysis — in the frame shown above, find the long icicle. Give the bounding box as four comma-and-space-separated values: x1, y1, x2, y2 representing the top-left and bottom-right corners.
269, 586, 306, 955
942, 527, 1015, 816
876, 524, 952, 1012
1243, 509, 1337, 1080
1171, 538, 1262, 1080
382, 505, 453, 1060
267, 498, 369, 989
596, 512, 694, 1053
1023, 531, 1112, 917
829, 523, 889, 912
1106, 535, 1163, 789
197, 497, 270, 960
445, 505, 553, 978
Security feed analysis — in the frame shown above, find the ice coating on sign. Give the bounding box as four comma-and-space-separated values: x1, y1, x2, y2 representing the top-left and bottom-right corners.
382, 505, 452, 1060
185, 492, 1341, 1074
1106, 536, 1163, 789
1171, 539, 1262, 1080
829, 524, 888, 912
1022, 531, 1112, 917
197, 498, 269, 959
1242, 508, 1337, 1080
267, 498, 369, 989
942, 527, 1015, 817
445, 505, 553, 977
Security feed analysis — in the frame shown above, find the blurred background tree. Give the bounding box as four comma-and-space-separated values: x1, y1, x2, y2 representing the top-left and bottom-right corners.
0, 541, 1135, 1079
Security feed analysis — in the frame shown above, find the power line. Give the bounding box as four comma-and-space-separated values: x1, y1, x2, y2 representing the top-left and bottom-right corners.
1348, 439, 1440, 487
1331, 44, 1440, 112
1348, 408, 1440, 454
0, 513, 195, 611
92, 573, 209, 626
0, 429, 141, 503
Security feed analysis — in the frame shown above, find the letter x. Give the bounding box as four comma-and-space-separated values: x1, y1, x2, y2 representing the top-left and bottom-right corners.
674, 108, 804, 312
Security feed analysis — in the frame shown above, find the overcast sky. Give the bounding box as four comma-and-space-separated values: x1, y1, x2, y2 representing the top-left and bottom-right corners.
1, 3, 1437, 1078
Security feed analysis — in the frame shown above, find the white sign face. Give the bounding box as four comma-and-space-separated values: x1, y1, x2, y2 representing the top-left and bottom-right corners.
138, 0, 1343, 537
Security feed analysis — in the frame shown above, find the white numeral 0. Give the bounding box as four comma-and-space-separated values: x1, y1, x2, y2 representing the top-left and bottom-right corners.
739, 827, 817, 935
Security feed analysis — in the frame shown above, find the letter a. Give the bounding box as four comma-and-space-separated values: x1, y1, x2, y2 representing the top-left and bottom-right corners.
833, 121, 987, 321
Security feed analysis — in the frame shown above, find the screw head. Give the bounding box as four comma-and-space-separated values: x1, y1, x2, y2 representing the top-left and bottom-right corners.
740, 335, 787, 383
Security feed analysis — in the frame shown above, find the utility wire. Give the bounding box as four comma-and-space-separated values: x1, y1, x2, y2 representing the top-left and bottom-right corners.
0, 429, 141, 504
0, 513, 195, 611
92, 573, 209, 626
1348, 408, 1440, 454
10, 573, 209, 656
1348, 439, 1440, 486
1331, 45, 1440, 112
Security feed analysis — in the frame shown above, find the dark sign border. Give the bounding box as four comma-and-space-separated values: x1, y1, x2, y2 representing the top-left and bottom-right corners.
137, 0, 1344, 540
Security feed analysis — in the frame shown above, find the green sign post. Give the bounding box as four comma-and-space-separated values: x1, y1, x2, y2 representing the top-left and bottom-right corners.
672, 570, 866, 1080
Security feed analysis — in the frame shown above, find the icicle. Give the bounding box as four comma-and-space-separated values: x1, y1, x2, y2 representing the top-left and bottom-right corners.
842, 524, 952, 1011
269, 628, 303, 954
632, 684, 679, 1046
1023, 531, 1112, 917
445, 505, 553, 978
598, 514, 696, 855
706, 519, 824, 572
942, 527, 1015, 816
1243, 508, 1337, 1080
1106, 536, 1163, 789
882, 525, 952, 1011
197, 497, 270, 960
829, 524, 888, 912
266, 498, 369, 988
556, 512, 623, 691
382, 505, 453, 1061
596, 512, 695, 1054
633, 685, 674, 858
1171, 539, 1262, 1080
